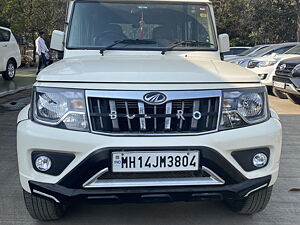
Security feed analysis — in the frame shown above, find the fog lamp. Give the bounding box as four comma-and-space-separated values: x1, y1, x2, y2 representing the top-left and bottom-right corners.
35, 156, 52, 172
252, 153, 268, 168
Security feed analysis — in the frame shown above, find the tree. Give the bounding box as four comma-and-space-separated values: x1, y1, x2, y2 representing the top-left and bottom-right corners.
296, 0, 300, 41
212, 0, 299, 45
0, 0, 67, 60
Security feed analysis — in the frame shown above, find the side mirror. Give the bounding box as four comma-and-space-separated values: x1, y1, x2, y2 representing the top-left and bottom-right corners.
50, 30, 64, 51
218, 34, 230, 53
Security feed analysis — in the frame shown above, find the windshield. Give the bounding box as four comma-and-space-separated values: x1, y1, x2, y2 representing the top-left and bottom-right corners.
238, 45, 264, 56
67, 1, 217, 51
285, 45, 300, 55
247, 45, 277, 57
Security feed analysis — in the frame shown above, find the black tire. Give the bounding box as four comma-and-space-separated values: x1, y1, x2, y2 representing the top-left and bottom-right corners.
2, 59, 16, 80
272, 87, 287, 99
286, 93, 300, 104
23, 190, 67, 221
225, 186, 273, 215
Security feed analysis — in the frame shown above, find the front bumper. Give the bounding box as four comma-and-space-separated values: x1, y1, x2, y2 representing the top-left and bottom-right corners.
17, 110, 282, 204
29, 175, 271, 205
273, 75, 300, 96
247, 66, 276, 86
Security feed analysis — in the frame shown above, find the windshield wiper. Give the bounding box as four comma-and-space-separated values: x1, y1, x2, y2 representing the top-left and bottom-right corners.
161, 40, 215, 55
100, 39, 156, 56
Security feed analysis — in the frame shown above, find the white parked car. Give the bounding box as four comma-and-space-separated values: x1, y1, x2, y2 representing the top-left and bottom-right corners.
247, 45, 300, 95
17, 0, 282, 221
223, 46, 251, 61
0, 26, 21, 80
230, 43, 298, 67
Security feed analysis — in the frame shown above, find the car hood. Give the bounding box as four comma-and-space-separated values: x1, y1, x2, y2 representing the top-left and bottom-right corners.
37, 55, 259, 83
253, 54, 300, 62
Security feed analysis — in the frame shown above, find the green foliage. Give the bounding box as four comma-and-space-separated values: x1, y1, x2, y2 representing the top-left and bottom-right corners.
1, 0, 299, 48
212, 0, 300, 46
0, 0, 67, 45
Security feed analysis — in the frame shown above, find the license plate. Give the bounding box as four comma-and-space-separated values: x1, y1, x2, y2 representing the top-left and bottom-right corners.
273, 81, 285, 89
112, 151, 199, 172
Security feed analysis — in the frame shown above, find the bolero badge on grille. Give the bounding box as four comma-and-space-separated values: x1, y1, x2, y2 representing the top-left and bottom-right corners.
144, 92, 167, 105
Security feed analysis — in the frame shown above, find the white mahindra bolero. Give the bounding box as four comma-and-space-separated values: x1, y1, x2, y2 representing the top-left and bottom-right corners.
17, 0, 282, 221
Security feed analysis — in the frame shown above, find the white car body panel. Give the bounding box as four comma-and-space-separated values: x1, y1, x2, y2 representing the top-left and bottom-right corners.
37, 54, 259, 83
0, 26, 21, 72
248, 54, 300, 86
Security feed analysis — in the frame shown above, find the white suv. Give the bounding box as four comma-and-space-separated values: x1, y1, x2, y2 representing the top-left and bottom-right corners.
17, 0, 282, 221
0, 26, 21, 80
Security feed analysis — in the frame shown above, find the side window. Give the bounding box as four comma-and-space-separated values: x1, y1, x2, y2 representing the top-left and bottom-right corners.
0, 29, 11, 42
273, 46, 294, 54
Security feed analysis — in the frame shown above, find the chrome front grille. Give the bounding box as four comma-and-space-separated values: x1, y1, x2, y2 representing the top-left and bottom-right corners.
86, 90, 221, 135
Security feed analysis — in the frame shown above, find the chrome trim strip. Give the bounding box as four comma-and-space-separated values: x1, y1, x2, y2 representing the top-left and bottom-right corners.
86, 90, 222, 102
165, 102, 172, 130
32, 190, 60, 203
202, 166, 225, 184
109, 100, 119, 130
244, 183, 268, 197
125, 101, 132, 131
138, 102, 146, 130
179, 101, 185, 130
82, 168, 109, 188
154, 105, 157, 131
191, 99, 200, 129
97, 99, 104, 128
83, 166, 225, 189
206, 98, 211, 128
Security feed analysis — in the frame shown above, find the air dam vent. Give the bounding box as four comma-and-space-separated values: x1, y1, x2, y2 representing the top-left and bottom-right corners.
86, 90, 221, 136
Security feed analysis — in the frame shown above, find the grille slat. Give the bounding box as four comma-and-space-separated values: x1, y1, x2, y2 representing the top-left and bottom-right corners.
88, 93, 220, 135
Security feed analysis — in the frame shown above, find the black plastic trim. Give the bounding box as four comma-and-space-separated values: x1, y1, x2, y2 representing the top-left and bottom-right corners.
231, 148, 270, 172
56, 146, 249, 189
29, 175, 271, 205
32, 151, 75, 176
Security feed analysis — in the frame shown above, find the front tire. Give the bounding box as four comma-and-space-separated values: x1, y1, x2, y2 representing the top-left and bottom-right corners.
272, 87, 287, 99
23, 190, 67, 221
2, 60, 16, 80
225, 186, 272, 215
286, 93, 300, 104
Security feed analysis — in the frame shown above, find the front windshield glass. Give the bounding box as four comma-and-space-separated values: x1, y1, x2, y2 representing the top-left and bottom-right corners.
285, 45, 300, 55
238, 46, 263, 56
247, 45, 278, 57
67, 1, 217, 51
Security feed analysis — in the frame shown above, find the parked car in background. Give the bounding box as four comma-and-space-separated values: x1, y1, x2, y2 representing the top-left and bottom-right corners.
273, 57, 300, 104
226, 44, 271, 62
246, 44, 300, 95
223, 46, 251, 60
0, 26, 21, 80
229, 43, 298, 67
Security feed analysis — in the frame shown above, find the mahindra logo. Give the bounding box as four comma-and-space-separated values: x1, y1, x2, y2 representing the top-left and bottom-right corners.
144, 92, 167, 105
279, 64, 287, 71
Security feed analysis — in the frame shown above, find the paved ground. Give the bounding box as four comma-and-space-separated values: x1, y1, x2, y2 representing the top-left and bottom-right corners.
0, 68, 36, 97
0, 91, 299, 225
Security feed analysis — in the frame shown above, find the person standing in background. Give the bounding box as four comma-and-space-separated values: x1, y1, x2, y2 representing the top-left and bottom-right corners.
35, 31, 49, 75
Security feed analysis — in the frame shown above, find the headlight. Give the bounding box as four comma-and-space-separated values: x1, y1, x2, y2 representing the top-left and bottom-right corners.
32, 87, 89, 131
220, 87, 269, 130
256, 60, 277, 68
